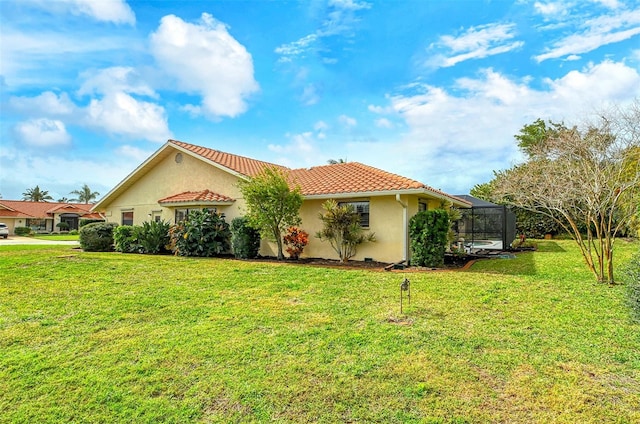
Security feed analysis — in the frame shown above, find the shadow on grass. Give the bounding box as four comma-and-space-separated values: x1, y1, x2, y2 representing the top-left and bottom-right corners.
467, 251, 537, 276
535, 241, 567, 253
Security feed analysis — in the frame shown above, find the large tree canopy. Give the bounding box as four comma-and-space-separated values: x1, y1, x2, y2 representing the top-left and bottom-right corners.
492, 101, 640, 284
238, 167, 303, 260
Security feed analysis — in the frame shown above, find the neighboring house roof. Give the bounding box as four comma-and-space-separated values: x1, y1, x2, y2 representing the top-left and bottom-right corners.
454, 195, 500, 208
158, 190, 235, 205
0, 200, 102, 219
94, 139, 471, 210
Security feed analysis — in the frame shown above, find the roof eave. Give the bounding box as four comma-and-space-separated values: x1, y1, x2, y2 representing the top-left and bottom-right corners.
302, 188, 472, 207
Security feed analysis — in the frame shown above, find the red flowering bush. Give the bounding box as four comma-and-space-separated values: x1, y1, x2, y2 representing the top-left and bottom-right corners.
283, 226, 309, 260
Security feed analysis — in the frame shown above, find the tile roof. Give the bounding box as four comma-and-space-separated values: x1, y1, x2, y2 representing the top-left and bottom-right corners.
170, 140, 288, 177
169, 139, 470, 205
158, 190, 235, 204
290, 162, 428, 195
0, 200, 98, 218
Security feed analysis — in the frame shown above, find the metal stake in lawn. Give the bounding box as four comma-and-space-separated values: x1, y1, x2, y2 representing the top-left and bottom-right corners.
400, 276, 410, 315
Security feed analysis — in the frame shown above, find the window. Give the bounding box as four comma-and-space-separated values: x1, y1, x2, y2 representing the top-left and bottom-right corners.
175, 208, 217, 223
338, 201, 370, 227
26, 218, 47, 231
418, 201, 428, 212
122, 211, 133, 226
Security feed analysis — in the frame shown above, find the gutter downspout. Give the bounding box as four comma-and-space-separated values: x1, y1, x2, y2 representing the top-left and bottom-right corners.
395, 194, 408, 263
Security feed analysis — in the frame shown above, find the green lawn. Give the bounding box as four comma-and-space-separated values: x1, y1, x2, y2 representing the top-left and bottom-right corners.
32, 234, 79, 241
1, 240, 639, 423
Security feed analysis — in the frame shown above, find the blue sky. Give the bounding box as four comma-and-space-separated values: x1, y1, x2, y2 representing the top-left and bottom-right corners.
1, 0, 640, 201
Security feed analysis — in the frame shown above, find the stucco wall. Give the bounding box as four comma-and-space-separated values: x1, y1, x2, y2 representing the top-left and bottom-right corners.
297, 195, 406, 264
100, 152, 248, 226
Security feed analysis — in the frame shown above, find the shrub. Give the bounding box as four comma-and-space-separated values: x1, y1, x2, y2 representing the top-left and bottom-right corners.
138, 220, 171, 254
79, 218, 104, 228
69, 230, 79, 235
283, 226, 309, 260
79, 222, 117, 252
230, 217, 261, 259
623, 249, 640, 322
113, 225, 141, 253
409, 209, 450, 267
169, 209, 231, 257
316, 200, 375, 263
15, 226, 32, 236
56, 222, 70, 231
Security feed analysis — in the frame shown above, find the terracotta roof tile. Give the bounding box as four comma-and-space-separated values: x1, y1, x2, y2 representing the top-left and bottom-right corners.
289, 162, 428, 195
170, 140, 288, 177
0, 200, 96, 219
158, 190, 235, 204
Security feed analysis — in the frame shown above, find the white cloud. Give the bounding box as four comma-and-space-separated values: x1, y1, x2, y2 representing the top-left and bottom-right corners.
275, 34, 318, 57
534, 1, 569, 17
9, 91, 76, 117
593, 0, 622, 9
348, 60, 640, 194
428, 23, 524, 68
0, 145, 141, 201
300, 84, 321, 106
314, 121, 329, 132
535, 8, 640, 61
275, 0, 370, 60
27, 0, 135, 25
0, 29, 134, 88
150, 13, 259, 119
14, 118, 71, 147
375, 118, 393, 128
339, 114, 357, 127
115, 145, 154, 162
78, 67, 156, 98
85, 92, 171, 142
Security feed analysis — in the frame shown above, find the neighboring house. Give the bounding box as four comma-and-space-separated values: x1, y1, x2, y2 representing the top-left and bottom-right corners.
0, 201, 104, 234
92, 139, 471, 263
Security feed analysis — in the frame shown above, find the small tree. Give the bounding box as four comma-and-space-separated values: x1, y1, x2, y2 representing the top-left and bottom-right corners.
238, 167, 303, 260
283, 226, 309, 260
56, 222, 70, 232
409, 209, 450, 267
316, 200, 375, 263
492, 102, 640, 284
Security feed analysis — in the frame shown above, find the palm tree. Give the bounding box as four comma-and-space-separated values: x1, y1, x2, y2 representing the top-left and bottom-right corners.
58, 197, 69, 203
22, 185, 54, 202
69, 184, 100, 204
327, 158, 347, 164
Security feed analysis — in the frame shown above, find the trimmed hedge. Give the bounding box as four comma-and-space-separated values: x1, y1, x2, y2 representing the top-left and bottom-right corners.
79, 222, 117, 252
409, 209, 450, 268
79, 218, 104, 228
15, 227, 31, 236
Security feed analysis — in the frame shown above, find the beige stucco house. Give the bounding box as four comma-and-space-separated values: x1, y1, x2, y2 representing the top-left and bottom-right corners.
92, 139, 470, 263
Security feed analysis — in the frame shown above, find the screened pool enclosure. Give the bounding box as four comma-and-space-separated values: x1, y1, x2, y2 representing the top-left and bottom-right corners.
453, 195, 516, 251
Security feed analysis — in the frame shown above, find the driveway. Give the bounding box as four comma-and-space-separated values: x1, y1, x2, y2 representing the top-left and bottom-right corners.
0, 236, 79, 245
